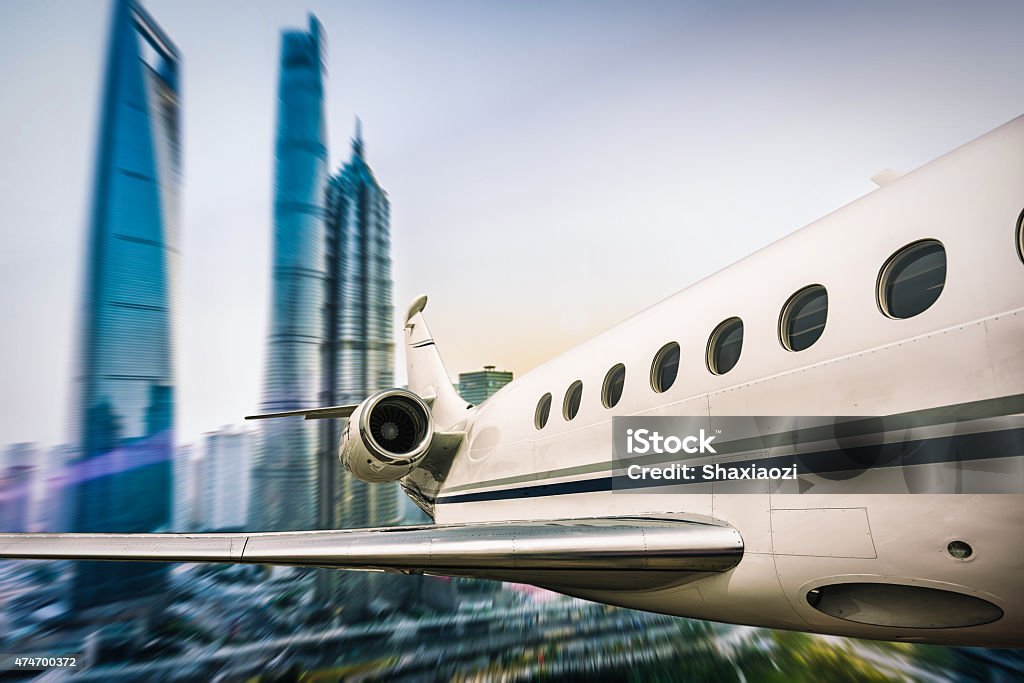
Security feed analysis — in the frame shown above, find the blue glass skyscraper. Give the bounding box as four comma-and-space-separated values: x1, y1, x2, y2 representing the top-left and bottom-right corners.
319, 123, 399, 608
323, 122, 398, 531
70, 0, 179, 610
251, 15, 328, 532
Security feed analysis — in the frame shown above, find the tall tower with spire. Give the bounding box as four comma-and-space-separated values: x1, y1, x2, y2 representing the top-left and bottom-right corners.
352, 116, 364, 156
320, 120, 398, 610
69, 0, 180, 610
250, 14, 328, 532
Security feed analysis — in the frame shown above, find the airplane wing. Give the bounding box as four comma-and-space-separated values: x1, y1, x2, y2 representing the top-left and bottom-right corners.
244, 396, 437, 421
244, 404, 359, 420
0, 516, 742, 591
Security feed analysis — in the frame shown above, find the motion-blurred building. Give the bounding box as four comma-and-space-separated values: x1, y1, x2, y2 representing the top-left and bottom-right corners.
171, 443, 196, 531
69, 0, 180, 611
320, 122, 400, 609
36, 444, 74, 532
458, 366, 514, 405
250, 15, 329, 533
198, 427, 252, 531
3, 442, 37, 471
0, 443, 38, 533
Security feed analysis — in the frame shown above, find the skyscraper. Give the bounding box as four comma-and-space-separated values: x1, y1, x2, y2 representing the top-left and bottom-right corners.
171, 443, 196, 531
320, 122, 399, 609
0, 444, 38, 533
38, 444, 75, 532
458, 366, 514, 405
69, 0, 179, 610
250, 15, 328, 532
198, 427, 252, 531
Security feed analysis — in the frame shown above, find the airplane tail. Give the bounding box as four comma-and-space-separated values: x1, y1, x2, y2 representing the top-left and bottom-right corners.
404, 295, 470, 429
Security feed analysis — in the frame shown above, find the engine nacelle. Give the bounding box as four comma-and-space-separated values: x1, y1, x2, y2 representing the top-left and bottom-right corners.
340, 389, 434, 483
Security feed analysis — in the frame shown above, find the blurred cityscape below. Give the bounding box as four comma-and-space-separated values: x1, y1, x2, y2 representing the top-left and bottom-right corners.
1, 0, 1022, 681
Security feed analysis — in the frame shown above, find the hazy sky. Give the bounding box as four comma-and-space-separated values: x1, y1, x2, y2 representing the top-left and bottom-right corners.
1, 0, 1023, 448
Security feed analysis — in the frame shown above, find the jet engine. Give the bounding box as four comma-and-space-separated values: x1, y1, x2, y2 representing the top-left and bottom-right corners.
340, 389, 434, 483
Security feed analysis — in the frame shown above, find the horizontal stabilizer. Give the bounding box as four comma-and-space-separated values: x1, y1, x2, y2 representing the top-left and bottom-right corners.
244, 404, 358, 420
0, 516, 742, 591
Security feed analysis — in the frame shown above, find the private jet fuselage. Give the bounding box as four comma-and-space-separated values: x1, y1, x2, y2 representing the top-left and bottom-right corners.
402, 115, 1024, 647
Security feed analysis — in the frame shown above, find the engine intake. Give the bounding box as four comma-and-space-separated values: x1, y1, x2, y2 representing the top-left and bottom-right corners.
340, 389, 433, 483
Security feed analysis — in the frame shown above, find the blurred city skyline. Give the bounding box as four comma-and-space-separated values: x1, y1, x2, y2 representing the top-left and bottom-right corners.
3, 0, 1024, 448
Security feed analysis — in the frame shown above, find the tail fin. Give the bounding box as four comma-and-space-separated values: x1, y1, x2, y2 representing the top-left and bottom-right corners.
404, 295, 470, 429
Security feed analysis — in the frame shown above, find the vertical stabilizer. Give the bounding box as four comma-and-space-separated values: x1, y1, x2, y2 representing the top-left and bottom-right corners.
404, 296, 470, 429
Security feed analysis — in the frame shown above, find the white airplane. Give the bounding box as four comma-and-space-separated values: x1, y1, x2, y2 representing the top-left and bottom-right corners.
3, 115, 1023, 648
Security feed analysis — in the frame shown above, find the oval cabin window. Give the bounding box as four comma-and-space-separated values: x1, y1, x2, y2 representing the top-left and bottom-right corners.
878, 240, 946, 319
602, 364, 626, 408
780, 285, 828, 352
563, 381, 583, 421
707, 317, 744, 375
565, 378, 581, 421
1017, 208, 1024, 265
534, 393, 552, 430
650, 343, 680, 393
